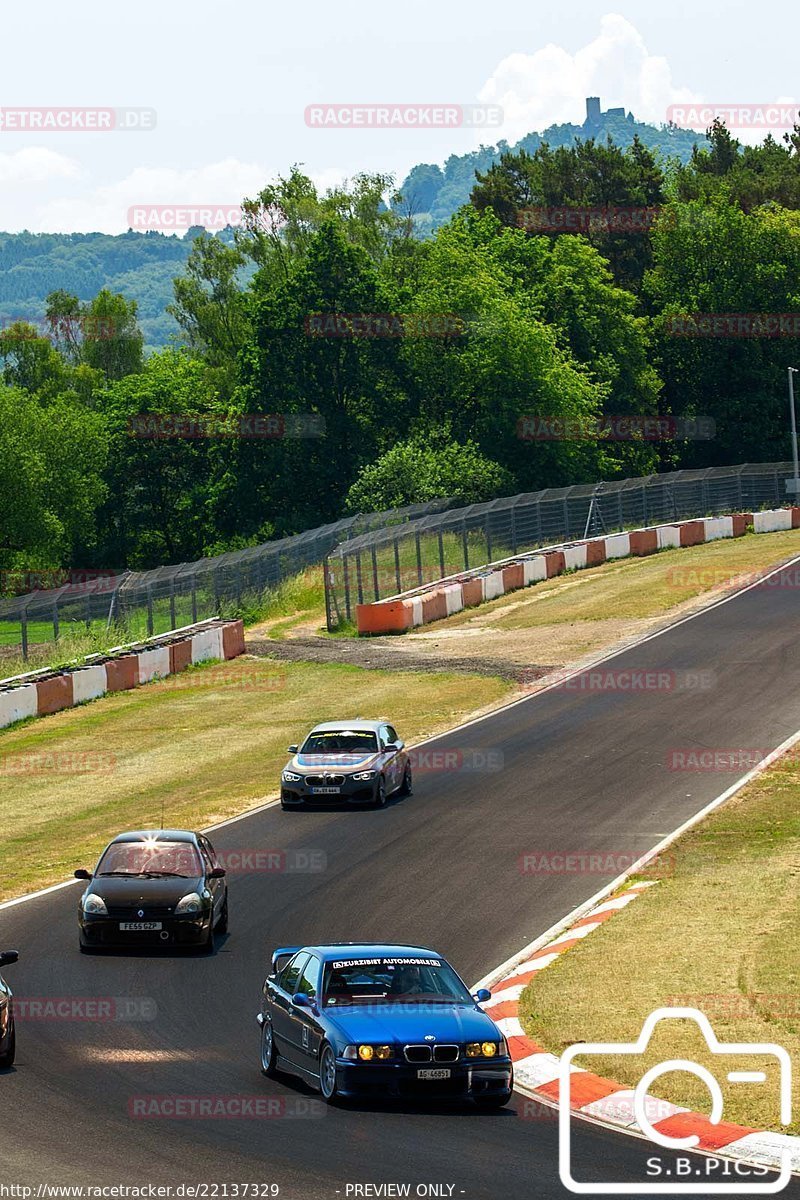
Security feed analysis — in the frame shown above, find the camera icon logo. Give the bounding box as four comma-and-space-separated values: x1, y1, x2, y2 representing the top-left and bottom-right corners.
558, 1007, 793, 1194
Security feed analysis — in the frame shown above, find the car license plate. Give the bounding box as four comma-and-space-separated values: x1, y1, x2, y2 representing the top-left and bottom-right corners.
417, 1068, 451, 1080
311, 786, 340, 794
120, 921, 162, 931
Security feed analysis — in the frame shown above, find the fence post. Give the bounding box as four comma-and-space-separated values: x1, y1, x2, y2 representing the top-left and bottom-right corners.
323, 558, 334, 630
393, 537, 401, 594
371, 544, 380, 601
343, 554, 352, 622
510, 507, 518, 555
53, 601, 59, 643
21, 610, 28, 661
169, 578, 176, 629
485, 515, 493, 564
146, 585, 154, 636
191, 576, 198, 624
355, 551, 364, 606
438, 529, 445, 578
462, 521, 469, 571
415, 531, 423, 587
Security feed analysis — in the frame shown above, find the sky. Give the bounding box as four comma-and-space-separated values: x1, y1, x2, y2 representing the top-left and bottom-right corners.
0, 0, 797, 234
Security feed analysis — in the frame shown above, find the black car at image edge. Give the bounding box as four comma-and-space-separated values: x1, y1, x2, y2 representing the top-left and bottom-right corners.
0, 950, 19, 1069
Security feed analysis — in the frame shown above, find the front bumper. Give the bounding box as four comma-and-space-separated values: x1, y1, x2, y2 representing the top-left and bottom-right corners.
79, 912, 211, 947
333, 1056, 513, 1101
281, 775, 379, 806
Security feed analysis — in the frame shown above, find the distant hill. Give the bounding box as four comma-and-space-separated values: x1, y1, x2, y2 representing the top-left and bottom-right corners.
0, 106, 704, 347
0, 227, 236, 352
394, 103, 704, 232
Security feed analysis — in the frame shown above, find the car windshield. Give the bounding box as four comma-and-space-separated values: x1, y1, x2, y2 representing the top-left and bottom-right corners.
301, 731, 379, 755
96, 840, 202, 878
321, 956, 473, 1006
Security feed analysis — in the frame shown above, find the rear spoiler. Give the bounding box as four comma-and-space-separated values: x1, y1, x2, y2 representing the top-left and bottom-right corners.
271, 946, 301, 974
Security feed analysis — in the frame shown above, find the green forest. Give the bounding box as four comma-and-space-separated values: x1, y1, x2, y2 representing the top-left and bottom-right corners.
3, 116, 800, 583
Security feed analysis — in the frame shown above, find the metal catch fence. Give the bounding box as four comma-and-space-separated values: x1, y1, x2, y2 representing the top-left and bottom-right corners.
323, 462, 796, 629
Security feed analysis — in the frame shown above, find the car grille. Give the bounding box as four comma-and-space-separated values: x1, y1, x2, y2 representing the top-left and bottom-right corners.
404, 1045, 432, 1063
305, 775, 346, 787
105, 905, 176, 919
434, 1045, 460, 1063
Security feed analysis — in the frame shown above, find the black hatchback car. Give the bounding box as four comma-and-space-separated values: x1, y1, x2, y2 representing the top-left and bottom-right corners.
0, 950, 19, 1068
75, 830, 228, 953
280, 720, 412, 809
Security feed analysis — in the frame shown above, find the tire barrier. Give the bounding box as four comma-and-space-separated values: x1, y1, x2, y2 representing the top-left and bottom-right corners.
355, 510, 799, 635
0, 618, 246, 732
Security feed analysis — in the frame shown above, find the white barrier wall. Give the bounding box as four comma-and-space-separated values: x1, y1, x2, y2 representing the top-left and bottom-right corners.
0, 683, 39, 729
605, 533, 631, 559
410, 597, 424, 627
483, 571, 506, 601
754, 509, 793, 533
190, 625, 225, 663
71, 666, 107, 705
443, 584, 464, 616
704, 516, 734, 542
524, 556, 548, 585
137, 646, 171, 684
657, 525, 682, 550
564, 545, 588, 571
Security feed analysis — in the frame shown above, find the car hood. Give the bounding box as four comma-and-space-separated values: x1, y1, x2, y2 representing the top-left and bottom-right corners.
291, 753, 378, 773
86, 876, 204, 905
324, 1003, 501, 1045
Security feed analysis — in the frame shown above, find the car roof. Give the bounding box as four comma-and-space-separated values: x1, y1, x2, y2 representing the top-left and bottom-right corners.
109, 830, 200, 844
308, 720, 387, 734
304, 943, 441, 962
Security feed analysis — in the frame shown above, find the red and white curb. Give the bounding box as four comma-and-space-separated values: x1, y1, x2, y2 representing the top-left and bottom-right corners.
485, 883, 800, 1174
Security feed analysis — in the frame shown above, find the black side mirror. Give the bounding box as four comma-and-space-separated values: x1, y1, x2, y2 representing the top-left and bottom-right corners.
0, 951, 19, 969
74, 869, 92, 881
287, 744, 299, 754
209, 866, 226, 879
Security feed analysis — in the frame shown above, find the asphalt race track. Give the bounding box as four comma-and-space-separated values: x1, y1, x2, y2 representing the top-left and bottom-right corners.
3, 566, 800, 1198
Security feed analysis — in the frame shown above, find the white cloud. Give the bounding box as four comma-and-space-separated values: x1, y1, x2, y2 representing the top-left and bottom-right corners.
478, 13, 701, 144
16, 159, 349, 235
0, 146, 79, 185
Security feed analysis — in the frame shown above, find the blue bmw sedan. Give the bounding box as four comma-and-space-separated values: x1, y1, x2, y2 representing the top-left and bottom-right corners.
257, 943, 513, 1106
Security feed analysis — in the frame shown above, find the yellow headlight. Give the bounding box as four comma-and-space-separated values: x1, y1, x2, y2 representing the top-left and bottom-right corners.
375, 1045, 391, 1060
466, 1043, 482, 1057
358, 1045, 374, 1061
481, 1042, 498, 1057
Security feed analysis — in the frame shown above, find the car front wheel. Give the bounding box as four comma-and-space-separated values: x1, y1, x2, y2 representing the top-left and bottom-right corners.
0, 1021, 16, 1069
319, 1043, 340, 1102
374, 777, 387, 808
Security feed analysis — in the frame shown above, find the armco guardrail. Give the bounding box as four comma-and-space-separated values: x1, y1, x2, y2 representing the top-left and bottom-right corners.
0, 618, 245, 731
354, 509, 799, 635
325, 462, 796, 629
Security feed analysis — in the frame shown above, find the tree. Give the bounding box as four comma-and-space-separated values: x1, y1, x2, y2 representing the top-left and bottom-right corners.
81, 290, 144, 381
344, 432, 512, 512
0, 384, 107, 569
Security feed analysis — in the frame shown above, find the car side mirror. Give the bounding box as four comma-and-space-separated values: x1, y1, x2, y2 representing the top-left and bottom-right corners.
395, 740, 405, 750
287, 745, 298, 754
292, 992, 311, 1008
0, 951, 19, 969
74, 869, 92, 880
208, 867, 226, 879
474, 988, 491, 1003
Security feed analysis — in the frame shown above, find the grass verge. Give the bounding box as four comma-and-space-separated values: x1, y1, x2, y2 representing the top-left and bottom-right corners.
518, 748, 800, 1132
0, 655, 509, 903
